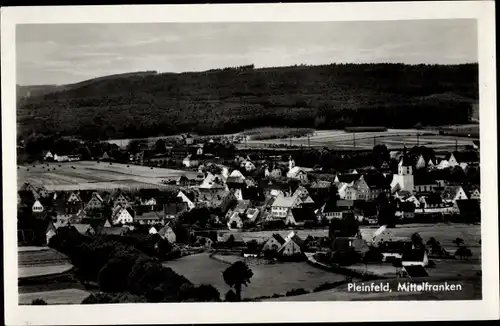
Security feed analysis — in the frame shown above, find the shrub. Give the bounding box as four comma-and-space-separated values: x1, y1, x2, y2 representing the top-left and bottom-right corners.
225, 290, 237, 302
285, 288, 309, 297
31, 298, 47, 305
81, 292, 147, 304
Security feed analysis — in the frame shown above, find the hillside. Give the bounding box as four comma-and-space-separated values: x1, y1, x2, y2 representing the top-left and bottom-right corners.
17, 63, 478, 140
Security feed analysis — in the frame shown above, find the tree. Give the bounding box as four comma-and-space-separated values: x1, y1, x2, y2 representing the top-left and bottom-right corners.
452, 237, 465, 247
376, 193, 397, 228
154, 139, 166, 154
31, 298, 47, 305
372, 144, 390, 168
222, 261, 253, 301
225, 290, 237, 302
455, 246, 472, 260
411, 232, 425, 250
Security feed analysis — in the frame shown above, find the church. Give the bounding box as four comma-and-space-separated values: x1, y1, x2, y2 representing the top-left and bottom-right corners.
390, 149, 414, 193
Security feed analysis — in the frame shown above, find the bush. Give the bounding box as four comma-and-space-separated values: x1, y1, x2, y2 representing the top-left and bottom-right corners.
31, 298, 47, 305
225, 290, 237, 302
81, 292, 147, 304
285, 288, 309, 297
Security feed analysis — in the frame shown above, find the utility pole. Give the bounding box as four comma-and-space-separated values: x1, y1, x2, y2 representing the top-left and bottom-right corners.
353, 133, 356, 148
373, 136, 376, 147
308, 134, 311, 148
417, 133, 420, 146
289, 137, 292, 147
455, 138, 458, 152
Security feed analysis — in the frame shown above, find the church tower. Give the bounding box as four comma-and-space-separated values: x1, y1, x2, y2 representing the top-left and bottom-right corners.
390, 147, 414, 193
289, 156, 295, 171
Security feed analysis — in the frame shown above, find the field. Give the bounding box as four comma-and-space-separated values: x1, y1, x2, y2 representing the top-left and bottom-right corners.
17, 161, 197, 190
163, 253, 348, 299
19, 289, 91, 305
235, 128, 477, 151
241, 127, 315, 141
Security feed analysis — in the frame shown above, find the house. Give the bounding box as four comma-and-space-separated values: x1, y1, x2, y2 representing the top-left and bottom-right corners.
292, 186, 315, 207
468, 187, 481, 201
177, 191, 196, 210
111, 206, 135, 225
174, 175, 190, 186
278, 232, 304, 257
198, 189, 236, 214
396, 201, 416, 220
99, 226, 129, 236
261, 233, 286, 253
149, 226, 158, 234
270, 194, 302, 220
229, 169, 246, 179
163, 198, 188, 220
140, 197, 157, 211
331, 237, 369, 254
182, 154, 200, 168
71, 224, 95, 236
265, 165, 284, 179
319, 200, 352, 221
227, 211, 244, 230
415, 155, 426, 170
198, 173, 227, 193
419, 193, 446, 209
286, 207, 317, 226
309, 180, 332, 196
32, 200, 44, 213
334, 174, 361, 185
158, 225, 176, 243
170, 146, 196, 160
401, 265, 429, 278
414, 174, 438, 193
363, 174, 391, 200
46, 222, 57, 244
448, 151, 479, 167
243, 160, 256, 172
86, 192, 104, 210
134, 211, 164, 225
371, 225, 396, 246
436, 159, 451, 170
103, 219, 112, 228
43, 151, 54, 160
106, 189, 130, 208
286, 166, 308, 182
442, 186, 468, 203
402, 249, 429, 267
246, 208, 260, 221
234, 200, 251, 214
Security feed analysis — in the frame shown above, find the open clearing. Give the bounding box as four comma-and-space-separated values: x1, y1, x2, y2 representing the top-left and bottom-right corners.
17, 161, 197, 190
163, 253, 348, 299
18, 247, 74, 279
237, 128, 476, 150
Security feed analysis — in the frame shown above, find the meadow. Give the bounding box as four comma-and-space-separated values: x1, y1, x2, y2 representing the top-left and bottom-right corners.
163, 253, 348, 299
17, 161, 197, 191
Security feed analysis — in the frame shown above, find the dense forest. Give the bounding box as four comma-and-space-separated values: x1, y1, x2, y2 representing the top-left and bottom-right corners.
17, 63, 478, 141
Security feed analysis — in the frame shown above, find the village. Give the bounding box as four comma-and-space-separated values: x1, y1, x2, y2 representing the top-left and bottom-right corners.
18, 131, 481, 300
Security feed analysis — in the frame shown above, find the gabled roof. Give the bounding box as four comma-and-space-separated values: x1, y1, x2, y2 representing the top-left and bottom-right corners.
450, 151, 479, 163
99, 226, 128, 236
442, 186, 465, 200
270, 233, 286, 245
402, 249, 427, 262
336, 199, 354, 208
403, 265, 429, 277
226, 176, 246, 184
135, 210, 163, 220
310, 180, 332, 189
414, 174, 437, 186
234, 200, 251, 212
71, 223, 94, 235
336, 174, 361, 184
363, 173, 390, 189
158, 224, 175, 237
291, 207, 317, 222
423, 193, 443, 205
271, 194, 299, 208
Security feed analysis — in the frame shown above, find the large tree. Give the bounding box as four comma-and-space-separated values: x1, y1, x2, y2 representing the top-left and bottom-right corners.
222, 261, 253, 302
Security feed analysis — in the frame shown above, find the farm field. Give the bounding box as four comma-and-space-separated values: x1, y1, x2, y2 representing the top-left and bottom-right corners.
19, 289, 91, 305
263, 275, 481, 301
17, 161, 197, 190
237, 128, 477, 150
18, 247, 74, 279
163, 253, 348, 299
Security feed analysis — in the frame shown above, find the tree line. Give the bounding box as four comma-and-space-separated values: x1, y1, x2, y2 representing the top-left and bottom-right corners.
18, 63, 478, 140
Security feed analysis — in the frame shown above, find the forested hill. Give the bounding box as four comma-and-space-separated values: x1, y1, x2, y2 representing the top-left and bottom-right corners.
17, 63, 478, 141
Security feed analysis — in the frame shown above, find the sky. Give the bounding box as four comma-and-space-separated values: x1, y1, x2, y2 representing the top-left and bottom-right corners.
16, 19, 478, 85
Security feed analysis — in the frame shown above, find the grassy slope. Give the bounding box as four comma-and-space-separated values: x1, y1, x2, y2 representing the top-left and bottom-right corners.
17, 63, 478, 139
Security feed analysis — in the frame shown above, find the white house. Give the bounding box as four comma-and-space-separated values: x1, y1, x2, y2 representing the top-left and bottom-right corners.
227, 211, 244, 230
149, 226, 158, 234
182, 154, 200, 168
270, 194, 302, 220
437, 159, 450, 170
229, 169, 246, 179
287, 166, 308, 182
415, 155, 426, 170
402, 250, 429, 267
371, 225, 396, 246
32, 200, 44, 213
112, 206, 134, 225
44, 151, 54, 160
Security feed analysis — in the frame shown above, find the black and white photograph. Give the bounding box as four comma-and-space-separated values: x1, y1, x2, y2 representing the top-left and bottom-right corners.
2, 2, 499, 325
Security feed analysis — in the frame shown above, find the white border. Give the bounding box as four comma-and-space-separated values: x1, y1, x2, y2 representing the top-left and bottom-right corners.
2, 2, 498, 325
